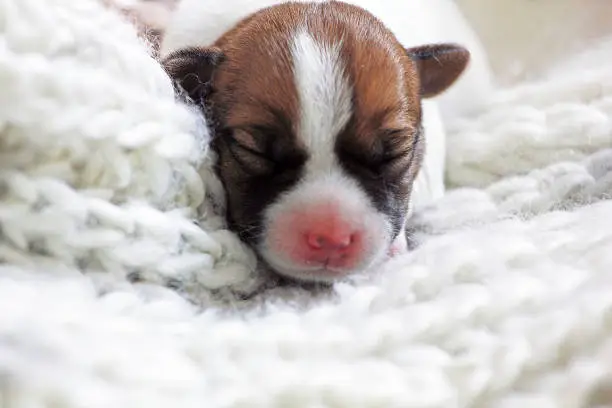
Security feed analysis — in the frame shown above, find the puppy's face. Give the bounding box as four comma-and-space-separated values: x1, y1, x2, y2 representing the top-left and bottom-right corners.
163, 1, 469, 282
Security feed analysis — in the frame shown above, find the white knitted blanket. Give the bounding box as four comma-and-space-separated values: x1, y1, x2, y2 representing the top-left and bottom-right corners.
1, 0, 612, 406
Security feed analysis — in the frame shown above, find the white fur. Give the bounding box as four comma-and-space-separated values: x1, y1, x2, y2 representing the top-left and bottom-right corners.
290, 30, 351, 174
161, 0, 495, 210
258, 30, 391, 280
4, 1, 612, 406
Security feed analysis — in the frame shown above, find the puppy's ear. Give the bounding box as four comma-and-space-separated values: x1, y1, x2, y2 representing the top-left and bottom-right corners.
161, 46, 225, 103
406, 43, 470, 98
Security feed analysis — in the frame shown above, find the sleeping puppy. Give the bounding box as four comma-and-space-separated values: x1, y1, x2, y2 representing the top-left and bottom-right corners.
159, 0, 489, 282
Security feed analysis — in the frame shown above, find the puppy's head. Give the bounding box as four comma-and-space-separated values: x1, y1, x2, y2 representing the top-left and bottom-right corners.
162, 1, 469, 282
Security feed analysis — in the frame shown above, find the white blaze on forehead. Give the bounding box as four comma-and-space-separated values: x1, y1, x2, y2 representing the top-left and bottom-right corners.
290, 30, 353, 175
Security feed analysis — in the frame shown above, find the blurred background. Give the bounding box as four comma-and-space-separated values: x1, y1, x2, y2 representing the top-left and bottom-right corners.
456, 0, 612, 85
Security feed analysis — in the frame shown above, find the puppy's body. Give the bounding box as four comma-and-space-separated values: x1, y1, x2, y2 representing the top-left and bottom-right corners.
160, 0, 492, 282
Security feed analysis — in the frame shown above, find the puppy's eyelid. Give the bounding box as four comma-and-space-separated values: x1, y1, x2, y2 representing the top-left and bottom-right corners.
339, 128, 413, 169
230, 129, 261, 152
379, 127, 410, 145
379, 128, 409, 138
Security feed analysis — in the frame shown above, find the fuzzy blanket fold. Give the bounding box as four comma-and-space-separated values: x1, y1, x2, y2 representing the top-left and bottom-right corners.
0, 0, 611, 407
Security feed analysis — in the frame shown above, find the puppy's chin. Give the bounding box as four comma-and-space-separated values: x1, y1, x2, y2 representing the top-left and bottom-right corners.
258, 242, 390, 283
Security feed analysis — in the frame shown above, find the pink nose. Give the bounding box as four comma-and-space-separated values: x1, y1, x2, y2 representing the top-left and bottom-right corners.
303, 228, 360, 268
307, 231, 353, 250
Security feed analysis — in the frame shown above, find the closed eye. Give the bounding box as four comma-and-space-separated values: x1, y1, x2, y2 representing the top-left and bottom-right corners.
379, 127, 420, 167
228, 136, 273, 162
337, 127, 416, 174
224, 127, 307, 176
346, 149, 407, 170
220, 129, 274, 176
379, 149, 410, 165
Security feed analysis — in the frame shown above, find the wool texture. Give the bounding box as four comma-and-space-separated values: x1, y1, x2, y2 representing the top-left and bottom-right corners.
0, 0, 611, 407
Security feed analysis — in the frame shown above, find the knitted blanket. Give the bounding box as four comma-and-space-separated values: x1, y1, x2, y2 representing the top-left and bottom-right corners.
1, 0, 611, 406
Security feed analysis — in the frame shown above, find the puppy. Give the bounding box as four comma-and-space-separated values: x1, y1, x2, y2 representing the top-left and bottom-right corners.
159, 0, 490, 282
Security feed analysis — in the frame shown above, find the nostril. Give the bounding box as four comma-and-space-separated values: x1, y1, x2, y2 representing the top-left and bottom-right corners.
307, 233, 325, 249
306, 231, 356, 251
336, 234, 352, 249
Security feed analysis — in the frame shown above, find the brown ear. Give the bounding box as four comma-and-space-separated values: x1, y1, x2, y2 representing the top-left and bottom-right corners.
407, 43, 470, 98
161, 46, 225, 103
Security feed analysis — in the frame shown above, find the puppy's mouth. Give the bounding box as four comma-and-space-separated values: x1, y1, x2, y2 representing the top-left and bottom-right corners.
258, 240, 389, 283
263, 259, 364, 283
